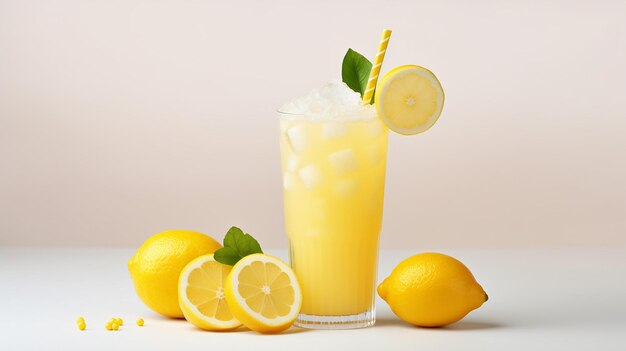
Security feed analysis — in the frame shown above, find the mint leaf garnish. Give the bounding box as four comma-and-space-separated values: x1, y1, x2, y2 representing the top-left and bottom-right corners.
213, 247, 240, 266
342, 48, 373, 101
214, 226, 263, 266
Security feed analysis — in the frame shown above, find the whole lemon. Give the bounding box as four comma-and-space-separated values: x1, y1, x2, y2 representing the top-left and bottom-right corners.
378, 252, 487, 327
128, 229, 221, 318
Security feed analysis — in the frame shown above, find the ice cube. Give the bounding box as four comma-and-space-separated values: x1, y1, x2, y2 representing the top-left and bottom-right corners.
328, 149, 357, 174
283, 172, 295, 190
298, 165, 323, 189
286, 125, 308, 154
323, 122, 348, 139
334, 179, 359, 197
323, 80, 362, 106
286, 155, 299, 172
279, 81, 365, 118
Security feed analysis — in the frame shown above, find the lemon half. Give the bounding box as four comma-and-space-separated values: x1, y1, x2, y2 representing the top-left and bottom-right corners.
224, 254, 302, 333
376, 65, 445, 135
178, 254, 241, 330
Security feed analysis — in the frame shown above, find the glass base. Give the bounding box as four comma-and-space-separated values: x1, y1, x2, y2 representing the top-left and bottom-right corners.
294, 311, 375, 330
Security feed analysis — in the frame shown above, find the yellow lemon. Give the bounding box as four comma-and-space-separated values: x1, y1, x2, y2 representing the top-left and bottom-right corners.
128, 230, 221, 318
178, 254, 241, 330
378, 252, 487, 327
224, 254, 302, 334
376, 65, 444, 135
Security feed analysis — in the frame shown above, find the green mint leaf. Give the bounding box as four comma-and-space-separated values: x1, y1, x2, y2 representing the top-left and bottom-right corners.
223, 226, 245, 248
213, 226, 263, 266
213, 247, 240, 266
341, 48, 372, 100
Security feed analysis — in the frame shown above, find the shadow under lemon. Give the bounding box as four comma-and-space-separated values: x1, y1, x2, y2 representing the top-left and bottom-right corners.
375, 318, 504, 331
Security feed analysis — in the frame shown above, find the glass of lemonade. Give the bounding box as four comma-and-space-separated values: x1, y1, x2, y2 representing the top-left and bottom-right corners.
279, 82, 388, 329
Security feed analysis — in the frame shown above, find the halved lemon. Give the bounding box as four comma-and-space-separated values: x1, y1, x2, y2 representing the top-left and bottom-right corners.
376, 65, 445, 135
224, 254, 302, 334
178, 254, 241, 331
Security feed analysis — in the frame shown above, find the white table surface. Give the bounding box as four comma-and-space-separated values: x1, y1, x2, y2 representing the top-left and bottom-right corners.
1, 248, 625, 350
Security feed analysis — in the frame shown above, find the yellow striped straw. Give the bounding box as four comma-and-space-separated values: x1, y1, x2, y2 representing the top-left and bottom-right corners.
362, 29, 392, 104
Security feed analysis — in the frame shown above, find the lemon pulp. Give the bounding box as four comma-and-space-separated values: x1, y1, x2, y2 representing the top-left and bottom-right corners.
179, 254, 241, 330
376, 65, 444, 135
225, 254, 302, 333
237, 260, 295, 318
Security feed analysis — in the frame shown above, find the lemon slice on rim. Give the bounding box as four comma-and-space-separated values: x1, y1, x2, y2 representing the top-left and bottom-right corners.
178, 254, 241, 330
376, 65, 445, 135
224, 254, 302, 334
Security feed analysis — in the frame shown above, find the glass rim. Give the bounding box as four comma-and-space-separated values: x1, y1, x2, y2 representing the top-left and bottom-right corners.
276, 109, 378, 120
277, 109, 303, 116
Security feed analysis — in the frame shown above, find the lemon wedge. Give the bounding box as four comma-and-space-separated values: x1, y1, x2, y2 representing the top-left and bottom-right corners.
376, 65, 444, 135
224, 254, 302, 333
178, 254, 241, 331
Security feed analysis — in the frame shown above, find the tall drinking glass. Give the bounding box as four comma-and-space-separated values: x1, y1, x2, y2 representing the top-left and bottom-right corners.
278, 110, 388, 329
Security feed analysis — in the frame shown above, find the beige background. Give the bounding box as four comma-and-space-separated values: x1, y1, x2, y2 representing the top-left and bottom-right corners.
1, 0, 625, 248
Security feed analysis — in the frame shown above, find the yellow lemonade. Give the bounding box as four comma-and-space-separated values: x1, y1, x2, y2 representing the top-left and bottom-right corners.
279, 110, 388, 326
